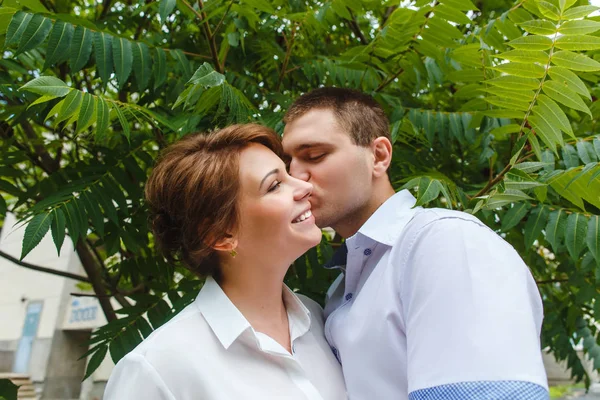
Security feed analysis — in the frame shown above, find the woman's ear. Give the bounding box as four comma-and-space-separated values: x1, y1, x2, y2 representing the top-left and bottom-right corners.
371, 137, 392, 178
212, 235, 238, 252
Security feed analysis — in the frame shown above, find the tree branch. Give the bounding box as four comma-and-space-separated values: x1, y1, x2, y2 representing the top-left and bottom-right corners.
347, 8, 368, 45
276, 24, 298, 92
75, 242, 117, 321
180, 0, 223, 73
213, 0, 234, 38
0, 250, 91, 283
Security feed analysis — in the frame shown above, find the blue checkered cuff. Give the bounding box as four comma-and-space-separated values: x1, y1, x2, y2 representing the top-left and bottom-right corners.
408, 380, 549, 399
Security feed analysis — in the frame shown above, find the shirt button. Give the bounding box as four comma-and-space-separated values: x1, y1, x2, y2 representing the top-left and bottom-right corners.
364, 248, 372, 256
345, 293, 353, 301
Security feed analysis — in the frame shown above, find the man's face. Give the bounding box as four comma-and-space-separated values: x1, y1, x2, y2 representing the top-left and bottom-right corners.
282, 109, 374, 231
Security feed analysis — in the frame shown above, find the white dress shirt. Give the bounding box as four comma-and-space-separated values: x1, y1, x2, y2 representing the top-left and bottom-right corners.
324, 190, 549, 400
105, 277, 347, 400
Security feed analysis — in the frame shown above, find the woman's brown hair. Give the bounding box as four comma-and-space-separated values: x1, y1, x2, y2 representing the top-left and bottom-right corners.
145, 124, 283, 280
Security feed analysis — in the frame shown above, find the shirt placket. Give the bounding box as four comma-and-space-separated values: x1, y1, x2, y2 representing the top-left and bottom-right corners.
325, 236, 376, 363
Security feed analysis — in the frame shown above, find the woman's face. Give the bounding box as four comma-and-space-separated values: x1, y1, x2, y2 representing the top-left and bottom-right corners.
234, 143, 322, 263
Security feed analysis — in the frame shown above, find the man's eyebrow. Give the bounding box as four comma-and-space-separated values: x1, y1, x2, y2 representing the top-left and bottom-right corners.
259, 168, 279, 189
293, 142, 328, 151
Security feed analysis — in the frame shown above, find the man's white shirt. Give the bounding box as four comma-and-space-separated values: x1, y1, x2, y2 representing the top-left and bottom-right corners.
324, 190, 549, 400
105, 277, 347, 400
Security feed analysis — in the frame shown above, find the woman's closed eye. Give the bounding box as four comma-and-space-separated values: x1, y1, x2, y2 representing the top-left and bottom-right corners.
267, 180, 282, 192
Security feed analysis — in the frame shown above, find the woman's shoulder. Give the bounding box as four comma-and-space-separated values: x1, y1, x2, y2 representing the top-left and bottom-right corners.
131, 301, 214, 359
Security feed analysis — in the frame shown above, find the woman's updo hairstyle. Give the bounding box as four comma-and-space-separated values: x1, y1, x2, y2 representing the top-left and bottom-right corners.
145, 124, 283, 280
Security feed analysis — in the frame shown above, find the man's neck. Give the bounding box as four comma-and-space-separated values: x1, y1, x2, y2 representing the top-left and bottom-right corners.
334, 183, 395, 239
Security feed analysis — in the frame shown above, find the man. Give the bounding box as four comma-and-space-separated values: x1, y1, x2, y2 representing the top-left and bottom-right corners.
282, 87, 549, 399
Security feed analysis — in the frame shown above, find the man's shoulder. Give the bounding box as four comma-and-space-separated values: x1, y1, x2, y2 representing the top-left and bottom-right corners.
403, 207, 486, 237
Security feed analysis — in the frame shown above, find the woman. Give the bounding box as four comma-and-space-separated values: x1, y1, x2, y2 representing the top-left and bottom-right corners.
104, 124, 347, 399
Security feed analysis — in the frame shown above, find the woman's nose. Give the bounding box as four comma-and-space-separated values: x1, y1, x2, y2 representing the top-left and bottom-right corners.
292, 177, 313, 201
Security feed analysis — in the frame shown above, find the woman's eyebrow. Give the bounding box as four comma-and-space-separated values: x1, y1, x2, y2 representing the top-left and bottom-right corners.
259, 168, 279, 189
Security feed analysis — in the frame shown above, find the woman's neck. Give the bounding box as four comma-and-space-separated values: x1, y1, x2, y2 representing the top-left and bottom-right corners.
218, 262, 291, 352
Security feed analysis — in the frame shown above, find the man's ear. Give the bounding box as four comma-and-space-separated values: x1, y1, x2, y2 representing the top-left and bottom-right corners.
371, 137, 392, 178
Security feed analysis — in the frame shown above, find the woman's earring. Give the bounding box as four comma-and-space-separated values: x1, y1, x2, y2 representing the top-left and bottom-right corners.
230, 249, 237, 258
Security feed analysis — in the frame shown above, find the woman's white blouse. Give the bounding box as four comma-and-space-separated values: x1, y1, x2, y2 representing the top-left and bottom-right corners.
104, 277, 347, 400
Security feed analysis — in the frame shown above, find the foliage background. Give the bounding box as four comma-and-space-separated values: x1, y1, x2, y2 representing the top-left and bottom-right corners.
1, 0, 600, 383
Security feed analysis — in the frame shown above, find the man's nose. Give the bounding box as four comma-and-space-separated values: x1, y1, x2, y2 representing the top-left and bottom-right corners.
289, 160, 310, 182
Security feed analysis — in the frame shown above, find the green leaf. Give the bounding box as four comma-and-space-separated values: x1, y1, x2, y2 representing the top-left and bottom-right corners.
493, 62, 545, 78
524, 205, 549, 248
154, 48, 167, 89
15, 14, 52, 55
486, 75, 540, 90
50, 207, 66, 255
81, 190, 104, 236
439, 0, 477, 11
91, 184, 118, 224
0, 179, 21, 196
542, 80, 591, 116
545, 209, 568, 252
513, 162, 553, 173
55, 89, 82, 125
528, 114, 561, 154
434, 4, 471, 24
113, 105, 130, 141
576, 141, 597, 163
496, 50, 548, 64
486, 96, 531, 111
520, 19, 557, 35
587, 215, 600, 265
159, 0, 176, 21
62, 201, 80, 246
548, 67, 591, 101
188, 62, 225, 87
82, 344, 107, 381
109, 334, 126, 364
75, 92, 95, 135
501, 202, 530, 231
536, 94, 574, 138
112, 37, 133, 89
562, 5, 599, 20
44, 20, 73, 70
538, 1, 561, 20
95, 97, 110, 141
0, 378, 19, 400
69, 26, 93, 72
0, 7, 18, 36
565, 212, 588, 260
414, 177, 443, 207
555, 35, 600, 51
551, 50, 600, 72
508, 35, 552, 50
20, 76, 70, 97
94, 31, 113, 86
171, 49, 192, 78
5, 11, 32, 47
484, 189, 532, 209
21, 212, 54, 260
490, 124, 521, 140
132, 42, 151, 92
559, 20, 600, 35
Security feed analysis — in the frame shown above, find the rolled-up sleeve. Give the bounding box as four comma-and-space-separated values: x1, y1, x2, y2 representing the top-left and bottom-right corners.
401, 216, 548, 399
104, 353, 176, 400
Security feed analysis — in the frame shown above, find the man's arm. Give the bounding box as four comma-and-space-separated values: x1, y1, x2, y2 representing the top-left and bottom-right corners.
401, 216, 549, 399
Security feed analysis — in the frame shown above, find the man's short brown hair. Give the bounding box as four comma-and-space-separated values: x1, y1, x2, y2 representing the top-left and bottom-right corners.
145, 124, 283, 280
283, 87, 390, 146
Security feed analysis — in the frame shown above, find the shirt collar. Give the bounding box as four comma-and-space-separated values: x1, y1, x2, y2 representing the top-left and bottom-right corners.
194, 276, 311, 350
353, 189, 420, 246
